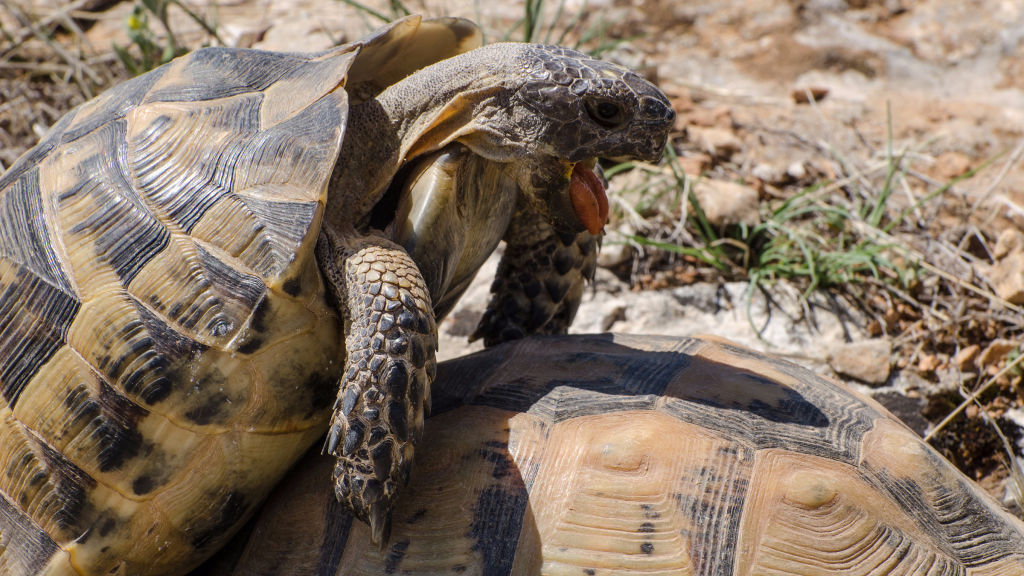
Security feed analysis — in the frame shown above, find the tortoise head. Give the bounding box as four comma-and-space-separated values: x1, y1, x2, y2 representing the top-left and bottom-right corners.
503, 45, 674, 165
498, 45, 674, 233
371, 42, 675, 235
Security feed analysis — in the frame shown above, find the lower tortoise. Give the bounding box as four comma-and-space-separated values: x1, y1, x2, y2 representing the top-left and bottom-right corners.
201, 334, 1024, 576
0, 15, 674, 576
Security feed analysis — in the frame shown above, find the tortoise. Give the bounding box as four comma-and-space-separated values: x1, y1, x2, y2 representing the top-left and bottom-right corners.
198, 333, 1024, 575
0, 14, 674, 576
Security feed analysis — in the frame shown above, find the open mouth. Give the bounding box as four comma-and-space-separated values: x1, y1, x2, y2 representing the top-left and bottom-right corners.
568, 159, 608, 235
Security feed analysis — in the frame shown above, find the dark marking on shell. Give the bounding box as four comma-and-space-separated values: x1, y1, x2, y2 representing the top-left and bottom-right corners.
195, 244, 266, 327
190, 491, 248, 550
183, 389, 230, 427
60, 65, 168, 144
282, 276, 302, 296
249, 297, 272, 333
313, 489, 353, 575
0, 270, 79, 407
469, 445, 527, 573
132, 474, 155, 496
583, 569, 596, 575
406, 508, 427, 524
640, 542, 654, 554
868, 464, 1024, 565
235, 337, 263, 355
383, 539, 409, 574
129, 95, 259, 234
136, 377, 172, 405
131, 297, 208, 360
146, 47, 307, 103
640, 504, 659, 519
231, 197, 318, 279
0, 490, 60, 574
62, 124, 172, 287
304, 370, 336, 415
92, 412, 143, 474
97, 516, 117, 537
638, 522, 655, 533
34, 438, 96, 533
0, 168, 75, 293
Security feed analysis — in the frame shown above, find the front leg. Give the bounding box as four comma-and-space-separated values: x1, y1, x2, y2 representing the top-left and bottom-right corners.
472, 203, 599, 347
317, 229, 436, 546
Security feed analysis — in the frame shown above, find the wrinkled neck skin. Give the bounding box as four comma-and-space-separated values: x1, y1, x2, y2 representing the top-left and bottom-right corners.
323, 44, 535, 236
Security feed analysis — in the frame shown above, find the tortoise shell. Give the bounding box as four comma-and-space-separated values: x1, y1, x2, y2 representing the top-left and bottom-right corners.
203, 334, 1024, 575
0, 17, 480, 576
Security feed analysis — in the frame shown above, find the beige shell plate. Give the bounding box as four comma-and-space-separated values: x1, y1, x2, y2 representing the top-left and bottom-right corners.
0, 16, 481, 576
202, 334, 1024, 576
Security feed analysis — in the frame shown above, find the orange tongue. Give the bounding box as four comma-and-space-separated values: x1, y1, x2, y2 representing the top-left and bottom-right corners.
569, 164, 608, 235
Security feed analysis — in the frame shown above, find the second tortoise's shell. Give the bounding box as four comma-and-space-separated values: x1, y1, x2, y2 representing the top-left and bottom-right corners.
0, 17, 480, 576
203, 334, 1024, 575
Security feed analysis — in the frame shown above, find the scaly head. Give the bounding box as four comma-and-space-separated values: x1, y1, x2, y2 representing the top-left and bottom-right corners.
366, 42, 675, 235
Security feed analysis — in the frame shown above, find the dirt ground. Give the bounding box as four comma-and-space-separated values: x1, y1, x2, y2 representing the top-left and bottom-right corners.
3, 0, 1024, 508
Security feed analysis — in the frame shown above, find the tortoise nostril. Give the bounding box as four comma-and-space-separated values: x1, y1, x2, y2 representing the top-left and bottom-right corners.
640, 96, 674, 123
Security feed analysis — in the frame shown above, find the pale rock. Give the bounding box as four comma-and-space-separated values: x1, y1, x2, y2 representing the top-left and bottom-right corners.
786, 161, 808, 180
978, 339, 1020, 369
827, 339, 893, 385
988, 251, 1024, 304
952, 344, 981, 370
677, 153, 712, 177
692, 179, 761, 227
596, 240, 634, 269
994, 229, 1024, 260
934, 150, 972, 180
752, 163, 785, 184
689, 127, 743, 159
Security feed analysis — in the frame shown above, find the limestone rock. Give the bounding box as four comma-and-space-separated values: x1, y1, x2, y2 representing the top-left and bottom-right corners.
689, 126, 743, 160
988, 243, 1024, 305
827, 339, 893, 385
692, 179, 761, 228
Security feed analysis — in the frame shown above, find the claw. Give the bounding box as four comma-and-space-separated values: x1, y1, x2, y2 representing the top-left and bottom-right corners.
325, 424, 342, 455
369, 502, 392, 550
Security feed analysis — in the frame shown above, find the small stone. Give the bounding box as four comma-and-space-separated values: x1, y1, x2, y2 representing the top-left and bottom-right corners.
596, 242, 634, 269
600, 305, 627, 332
692, 179, 761, 228
752, 163, 785, 184
786, 162, 807, 180
952, 345, 981, 371
987, 252, 1024, 304
933, 151, 972, 180
994, 229, 1024, 260
686, 105, 733, 128
917, 353, 941, 374
689, 127, 742, 160
978, 339, 1019, 369
827, 339, 892, 385
676, 153, 712, 177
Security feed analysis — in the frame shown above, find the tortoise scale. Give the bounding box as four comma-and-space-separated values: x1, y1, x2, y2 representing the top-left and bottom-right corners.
0, 15, 674, 576
203, 334, 1024, 576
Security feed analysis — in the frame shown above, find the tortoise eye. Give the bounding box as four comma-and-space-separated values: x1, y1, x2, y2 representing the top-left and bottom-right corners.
586, 98, 625, 128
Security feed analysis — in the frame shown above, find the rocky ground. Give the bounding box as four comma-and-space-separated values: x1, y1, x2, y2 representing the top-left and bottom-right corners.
3, 0, 1024, 508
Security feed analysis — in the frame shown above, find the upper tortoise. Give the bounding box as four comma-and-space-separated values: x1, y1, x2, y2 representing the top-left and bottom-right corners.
0, 15, 674, 576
